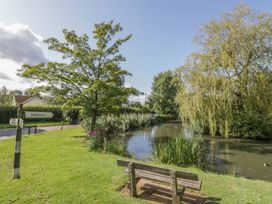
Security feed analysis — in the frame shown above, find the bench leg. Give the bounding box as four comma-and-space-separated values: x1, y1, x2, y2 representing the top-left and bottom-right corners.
128, 162, 137, 197
171, 170, 180, 204
128, 177, 140, 188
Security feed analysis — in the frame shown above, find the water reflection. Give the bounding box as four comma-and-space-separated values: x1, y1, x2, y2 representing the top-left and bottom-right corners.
125, 123, 272, 181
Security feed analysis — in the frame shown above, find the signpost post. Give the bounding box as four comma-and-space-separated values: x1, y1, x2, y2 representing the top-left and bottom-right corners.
11, 109, 53, 179
13, 104, 23, 179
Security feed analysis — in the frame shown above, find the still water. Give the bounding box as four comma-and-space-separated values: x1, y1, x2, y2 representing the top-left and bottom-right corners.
125, 123, 272, 181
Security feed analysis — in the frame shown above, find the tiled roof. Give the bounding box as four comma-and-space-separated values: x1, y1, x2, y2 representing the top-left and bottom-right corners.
14, 96, 32, 104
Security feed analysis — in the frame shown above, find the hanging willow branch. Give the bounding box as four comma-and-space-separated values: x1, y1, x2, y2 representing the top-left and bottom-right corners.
176, 5, 272, 138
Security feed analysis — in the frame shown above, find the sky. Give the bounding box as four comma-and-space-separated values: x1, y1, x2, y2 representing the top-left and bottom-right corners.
0, 0, 272, 102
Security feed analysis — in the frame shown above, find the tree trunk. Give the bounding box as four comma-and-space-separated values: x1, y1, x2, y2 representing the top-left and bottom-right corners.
91, 91, 98, 131
91, 109, 97, 131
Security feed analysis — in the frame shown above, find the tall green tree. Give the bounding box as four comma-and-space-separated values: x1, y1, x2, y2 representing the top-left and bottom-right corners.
147, 70, 180, 116
0, 86, 12, 105
19, 21, 137, 130
176, 5, 272, 138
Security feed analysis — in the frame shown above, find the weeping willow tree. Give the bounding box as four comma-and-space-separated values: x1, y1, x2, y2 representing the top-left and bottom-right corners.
176, 5, 272, 139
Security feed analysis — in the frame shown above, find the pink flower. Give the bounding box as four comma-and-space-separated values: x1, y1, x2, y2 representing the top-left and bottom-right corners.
87, 130, 97, 139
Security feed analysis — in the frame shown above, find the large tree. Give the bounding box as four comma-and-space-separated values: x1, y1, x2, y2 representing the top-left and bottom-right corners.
19, 21, 137, 130
147, 70, 180, 116
176, 5, 272, 138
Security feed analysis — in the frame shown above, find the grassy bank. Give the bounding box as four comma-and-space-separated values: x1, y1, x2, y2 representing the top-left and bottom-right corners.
0, 128, 271, 203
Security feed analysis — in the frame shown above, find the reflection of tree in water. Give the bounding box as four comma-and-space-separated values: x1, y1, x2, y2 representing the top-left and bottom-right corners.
152, 123, 184, 138
198, 140, 236, 175
124, 123, 272, 180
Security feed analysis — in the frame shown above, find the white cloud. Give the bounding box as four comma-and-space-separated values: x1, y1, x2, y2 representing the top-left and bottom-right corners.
0, 22, 46, 91
0, 22, 46, 65
0, 71, 11, 80
0, 59, 36, 91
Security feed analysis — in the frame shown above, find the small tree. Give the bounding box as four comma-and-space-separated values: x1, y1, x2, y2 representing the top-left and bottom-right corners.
0, 86, 12, 105
19, 21, 138, 130
147, 70, 180, 116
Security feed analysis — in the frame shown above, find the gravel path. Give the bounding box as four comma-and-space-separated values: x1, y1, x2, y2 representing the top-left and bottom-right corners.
0, 124, 79, 141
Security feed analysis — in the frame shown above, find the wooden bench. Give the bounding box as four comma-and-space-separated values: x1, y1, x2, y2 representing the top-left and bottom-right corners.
117, 160, 202, 204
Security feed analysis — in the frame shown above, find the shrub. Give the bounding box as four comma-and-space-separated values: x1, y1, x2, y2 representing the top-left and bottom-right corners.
82, 115, 122, 141
0, 106, 17, 123
231, 111, 272, 139
120, 114, 159, 131
81, 114, 161, 135
155, 114, 176, 123
63, 107, 81, 124
87, 136, 128, 156
103, 141, 127, 156
154, 136, 202, 166
87, 137, 104, 151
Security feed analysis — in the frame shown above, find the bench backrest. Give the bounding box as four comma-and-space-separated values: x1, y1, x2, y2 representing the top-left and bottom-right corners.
117, 160, 198, 181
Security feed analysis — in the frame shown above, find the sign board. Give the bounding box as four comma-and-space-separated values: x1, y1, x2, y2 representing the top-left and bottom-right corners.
9, 118, 24, 128
25, 111, 53, 119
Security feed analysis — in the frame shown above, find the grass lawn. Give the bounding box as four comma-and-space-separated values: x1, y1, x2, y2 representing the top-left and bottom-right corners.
0, 121, 70, 128
0, 128, 271, 203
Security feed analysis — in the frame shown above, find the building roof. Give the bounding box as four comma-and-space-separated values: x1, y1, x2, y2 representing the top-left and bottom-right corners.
14, 95, 32, 104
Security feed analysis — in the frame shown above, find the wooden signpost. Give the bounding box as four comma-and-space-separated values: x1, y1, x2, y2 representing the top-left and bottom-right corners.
11, 108, 53, 179
10, 118, 24, 128
13, 104, 23, 179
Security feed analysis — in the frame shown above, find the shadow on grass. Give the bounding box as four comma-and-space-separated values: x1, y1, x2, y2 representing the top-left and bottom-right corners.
73, 135, 86, 138
121, 179, 221, 204
204, 196, 222, 204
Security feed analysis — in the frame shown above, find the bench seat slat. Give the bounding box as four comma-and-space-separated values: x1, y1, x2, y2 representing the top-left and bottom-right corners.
117, 160, 198, 181
124, 169, 201, 190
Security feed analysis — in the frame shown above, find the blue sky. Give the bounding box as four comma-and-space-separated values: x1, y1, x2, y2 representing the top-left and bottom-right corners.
0, 0, 272, 99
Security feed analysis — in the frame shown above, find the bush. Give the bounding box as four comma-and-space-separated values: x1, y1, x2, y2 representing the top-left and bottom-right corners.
103, 141, 127, 156
154, 136, 202, 166
0, 106, 17, 124
87, 137, 104, 151
87, 136, 128, 156
155, 114, 177, 123
63, 107, 81, 124
81, 114, 161, 135
231, 111, 272, 139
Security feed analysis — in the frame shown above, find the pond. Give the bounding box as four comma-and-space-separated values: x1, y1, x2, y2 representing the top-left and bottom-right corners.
125, 123, 272, 181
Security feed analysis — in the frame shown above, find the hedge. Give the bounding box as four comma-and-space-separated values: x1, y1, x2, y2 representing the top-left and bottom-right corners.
0, 106, 80, 124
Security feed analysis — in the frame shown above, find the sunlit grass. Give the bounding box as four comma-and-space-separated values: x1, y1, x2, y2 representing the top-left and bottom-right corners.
0, 128, 271, 203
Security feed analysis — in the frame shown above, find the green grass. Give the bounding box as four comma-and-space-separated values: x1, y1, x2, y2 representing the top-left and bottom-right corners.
0, 121, 70, 128
0, 128, 271, 203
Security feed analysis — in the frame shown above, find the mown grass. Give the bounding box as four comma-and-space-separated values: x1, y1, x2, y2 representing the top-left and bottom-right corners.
0, 128, 271, 203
